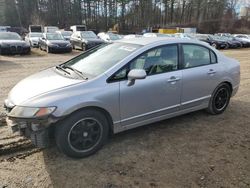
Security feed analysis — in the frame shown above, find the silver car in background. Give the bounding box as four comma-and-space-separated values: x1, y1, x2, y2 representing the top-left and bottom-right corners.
25, 32, 43, 48
4, 38, 240, 158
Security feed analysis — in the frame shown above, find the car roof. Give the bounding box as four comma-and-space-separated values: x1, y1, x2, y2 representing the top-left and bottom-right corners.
118, 37, 205, 46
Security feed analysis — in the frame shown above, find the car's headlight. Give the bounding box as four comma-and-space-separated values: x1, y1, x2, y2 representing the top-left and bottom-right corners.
8, 106, 56, 118
66, 43, 72, 47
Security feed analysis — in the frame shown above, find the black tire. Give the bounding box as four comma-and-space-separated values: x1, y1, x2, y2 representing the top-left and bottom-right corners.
55, 109, 109, 158
0, 46, 2, 55
46, 46, 50, 53
82, 43, 86, 51
207, 83, 231, 115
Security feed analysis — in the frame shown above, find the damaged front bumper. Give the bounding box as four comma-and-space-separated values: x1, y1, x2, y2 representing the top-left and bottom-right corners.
5, 114, 59, 148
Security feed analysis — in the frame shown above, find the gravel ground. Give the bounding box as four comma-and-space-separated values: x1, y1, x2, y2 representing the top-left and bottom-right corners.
0, 48, 250, 188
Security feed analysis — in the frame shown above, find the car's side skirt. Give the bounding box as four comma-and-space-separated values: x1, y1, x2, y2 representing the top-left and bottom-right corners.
113, 102, 209, 134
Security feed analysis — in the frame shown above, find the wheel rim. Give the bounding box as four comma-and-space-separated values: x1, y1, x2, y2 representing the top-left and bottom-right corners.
214, 88, 229, 111
212, 43, 217, 48
68, 118, 103, 152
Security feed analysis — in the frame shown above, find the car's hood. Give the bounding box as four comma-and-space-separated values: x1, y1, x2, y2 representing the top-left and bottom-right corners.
85, 38, 103, 43
47, 40, 69, 45
8, 68, 84, 105
0, 40, 26, 45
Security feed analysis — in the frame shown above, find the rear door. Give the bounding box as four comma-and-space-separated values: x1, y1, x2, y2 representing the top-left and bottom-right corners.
180, 44, 221, 109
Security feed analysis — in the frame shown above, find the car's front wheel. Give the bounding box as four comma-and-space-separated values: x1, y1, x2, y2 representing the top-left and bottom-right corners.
207, 83, 231, 115
55, 109, 109, 158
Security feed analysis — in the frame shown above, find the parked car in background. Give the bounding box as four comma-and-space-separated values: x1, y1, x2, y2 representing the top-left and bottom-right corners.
0, 32, 30, 55
44, 26, 59, 33
70, 31, 104, 51
70, 25, 87, 32
56, 30, 73, 41
97, 32, 122, 42
217, 36, 242, 49
29, 25, 43, 33
123, 34, 143, 39
233, 34, 249, 39
233, 35, 250, 47
0, 26, 11, 32
143, 33, 172, 38
4, 38, 240, 158
25, 32, 43, 48
195, 34, 228, 49
174, 33, 195, 39
39, 33, 72, 53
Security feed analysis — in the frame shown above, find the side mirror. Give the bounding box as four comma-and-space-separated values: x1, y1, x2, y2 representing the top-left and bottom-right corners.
127, 69, 147, 86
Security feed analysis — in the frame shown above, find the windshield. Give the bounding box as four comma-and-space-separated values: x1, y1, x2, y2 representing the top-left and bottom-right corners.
0, 32, 21, 40
108, 33, 121, 40
46, 33, 64, 40
81, 31, 97, 39
196, 35, 208, 40
30, 33, 43, 37
61, 31, 72, 36
64, 43, 142, 78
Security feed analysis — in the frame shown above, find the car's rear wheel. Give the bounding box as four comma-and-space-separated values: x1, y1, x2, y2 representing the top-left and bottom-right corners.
207, 83, 231, 115
55, 109, 109, 158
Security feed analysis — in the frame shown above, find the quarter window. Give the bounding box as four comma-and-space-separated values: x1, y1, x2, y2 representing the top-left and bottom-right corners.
182, 44, 211, 68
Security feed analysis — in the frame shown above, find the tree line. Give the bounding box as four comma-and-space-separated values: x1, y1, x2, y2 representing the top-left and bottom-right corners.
2, 0, 250, 34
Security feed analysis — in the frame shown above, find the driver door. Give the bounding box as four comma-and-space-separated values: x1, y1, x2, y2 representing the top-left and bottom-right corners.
116, 44, 182, 126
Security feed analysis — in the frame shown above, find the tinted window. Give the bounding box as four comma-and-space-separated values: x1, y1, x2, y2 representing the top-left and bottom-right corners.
183, 44, 210, 68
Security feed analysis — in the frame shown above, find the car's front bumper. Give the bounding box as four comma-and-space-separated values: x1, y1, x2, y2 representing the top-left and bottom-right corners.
0, 46, 30, 55
5, 114, 60, 147
49, 46, 72, 52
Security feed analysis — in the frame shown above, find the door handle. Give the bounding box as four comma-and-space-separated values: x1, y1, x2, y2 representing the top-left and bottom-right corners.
207, 69, 216, 75
168, 76, 181, 83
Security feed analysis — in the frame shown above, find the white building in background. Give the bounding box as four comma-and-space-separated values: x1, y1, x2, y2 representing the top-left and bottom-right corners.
239, 7, 250, 21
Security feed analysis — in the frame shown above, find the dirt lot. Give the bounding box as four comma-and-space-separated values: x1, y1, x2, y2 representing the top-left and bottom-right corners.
0, 48, 250, 188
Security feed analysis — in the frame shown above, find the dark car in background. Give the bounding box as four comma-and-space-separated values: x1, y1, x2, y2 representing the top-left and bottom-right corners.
39, 33, 72, 53
218, 36, 243, 48
0, 32, 30, 55
70, 31, 104, 51
195, 34, 228, 49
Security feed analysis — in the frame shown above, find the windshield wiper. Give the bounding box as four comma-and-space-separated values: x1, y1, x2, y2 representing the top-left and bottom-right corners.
62, 65, 88, 80
55, 65, 71, 75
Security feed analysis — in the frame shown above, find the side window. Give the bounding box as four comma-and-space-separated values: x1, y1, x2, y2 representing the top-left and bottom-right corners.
130, 45, 178, 75
110, 45, 178, 81
210, 50, 217, 64
183, 44, 210, 68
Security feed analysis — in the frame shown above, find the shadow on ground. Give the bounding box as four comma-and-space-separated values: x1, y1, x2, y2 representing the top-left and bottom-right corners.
42, 99, 250, 187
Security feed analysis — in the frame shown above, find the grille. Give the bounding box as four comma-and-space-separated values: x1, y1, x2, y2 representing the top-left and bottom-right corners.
17, 46, 22, 52
10, 46, 16, 52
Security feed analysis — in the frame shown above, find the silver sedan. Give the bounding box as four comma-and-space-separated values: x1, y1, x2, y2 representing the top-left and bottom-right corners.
4, 38, 240, 158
